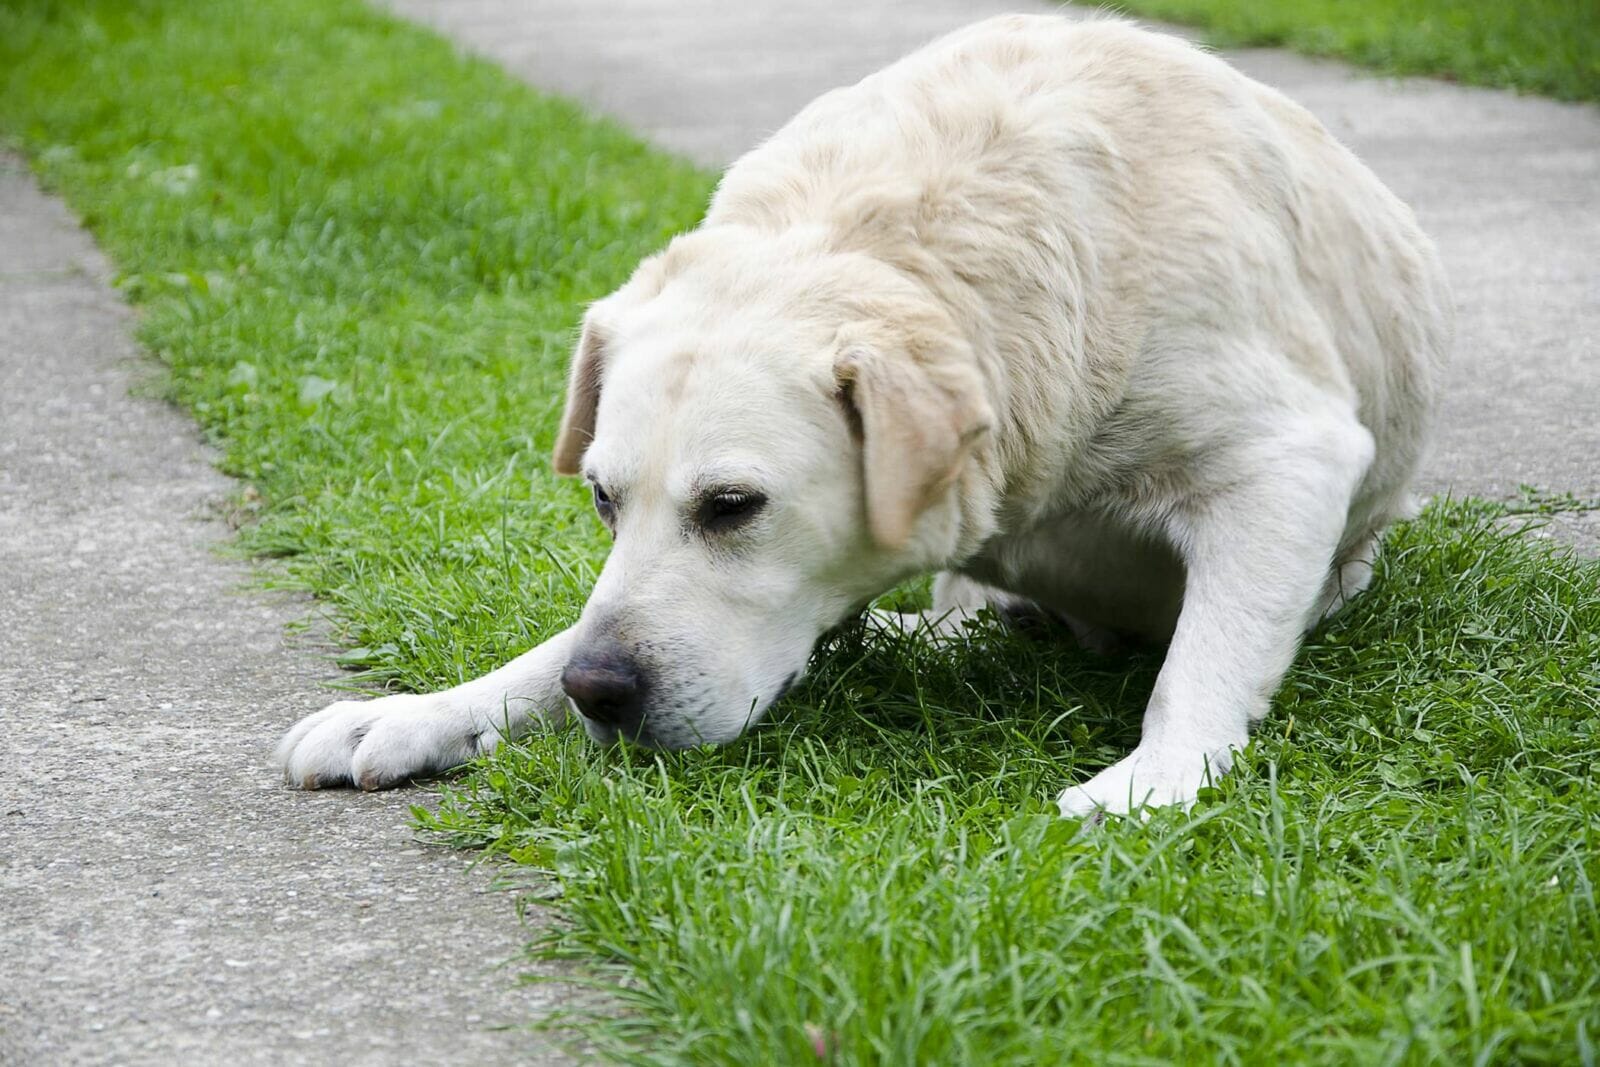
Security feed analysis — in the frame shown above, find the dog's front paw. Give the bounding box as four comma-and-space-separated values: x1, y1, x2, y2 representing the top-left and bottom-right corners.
274, 694, 492, 791
1057, 743, 1235, 817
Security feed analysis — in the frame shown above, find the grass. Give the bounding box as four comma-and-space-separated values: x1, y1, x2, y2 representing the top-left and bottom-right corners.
1104, 0, 1600, 102
3, 0, 1598, 1063
430, 502, 1600, 1064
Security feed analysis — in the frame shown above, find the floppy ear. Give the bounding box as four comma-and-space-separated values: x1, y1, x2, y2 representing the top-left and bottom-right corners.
552, 311, 611, 476
835, 341, 992, 549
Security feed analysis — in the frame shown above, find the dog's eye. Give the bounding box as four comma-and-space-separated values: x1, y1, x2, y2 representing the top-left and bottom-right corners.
592, 483, 616, 525
700, 490, 767, 533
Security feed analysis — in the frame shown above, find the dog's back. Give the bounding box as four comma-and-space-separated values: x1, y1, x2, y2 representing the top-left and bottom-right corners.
708, 14, 1450, 544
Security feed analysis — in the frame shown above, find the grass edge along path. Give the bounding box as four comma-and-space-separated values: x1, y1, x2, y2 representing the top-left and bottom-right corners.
3, 1, 1598, 1064
1101, 0, 1600, 102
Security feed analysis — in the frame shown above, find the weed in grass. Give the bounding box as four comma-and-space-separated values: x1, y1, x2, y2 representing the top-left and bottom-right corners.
3, 1, 1597, 1063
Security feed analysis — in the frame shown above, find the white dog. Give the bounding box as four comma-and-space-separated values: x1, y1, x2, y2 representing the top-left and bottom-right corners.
276, 15, 1450, 815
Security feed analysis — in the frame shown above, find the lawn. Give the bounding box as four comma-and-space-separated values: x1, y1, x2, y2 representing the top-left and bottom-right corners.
3, 0, 1598, 1063
1106, 0, 1600, 102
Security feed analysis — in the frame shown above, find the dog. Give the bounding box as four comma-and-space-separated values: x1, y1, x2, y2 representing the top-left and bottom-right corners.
275, 15, 1450, 815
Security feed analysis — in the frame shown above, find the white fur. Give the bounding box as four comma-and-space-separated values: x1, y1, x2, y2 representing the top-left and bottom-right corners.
275, 16, 1449, 814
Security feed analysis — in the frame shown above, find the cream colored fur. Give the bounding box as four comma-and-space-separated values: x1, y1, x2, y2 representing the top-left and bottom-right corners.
276, 16, 1449, 815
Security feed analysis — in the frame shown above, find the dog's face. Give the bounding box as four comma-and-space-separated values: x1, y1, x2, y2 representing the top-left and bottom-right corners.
550, 228, 991, 748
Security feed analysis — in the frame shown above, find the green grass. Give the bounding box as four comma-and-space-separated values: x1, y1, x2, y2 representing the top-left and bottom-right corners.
429, 503, 1600, 1064
1106, 0, 1600, 102
4, 1, 1599, 1063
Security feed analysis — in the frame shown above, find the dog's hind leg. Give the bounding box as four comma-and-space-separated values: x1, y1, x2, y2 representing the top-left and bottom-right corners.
870, 572, 1111, 646
868, 572, 990, 639
939, 574, 1126, 651
1058, 411, 1375, 817
275, 627, 579, 790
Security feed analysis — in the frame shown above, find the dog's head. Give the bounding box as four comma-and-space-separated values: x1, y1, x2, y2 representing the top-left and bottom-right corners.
550, 226, 992, 748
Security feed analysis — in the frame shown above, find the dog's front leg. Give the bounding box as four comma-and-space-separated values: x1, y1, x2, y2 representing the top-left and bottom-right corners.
275, 627, 578, 790
1058, 418, 1374, 816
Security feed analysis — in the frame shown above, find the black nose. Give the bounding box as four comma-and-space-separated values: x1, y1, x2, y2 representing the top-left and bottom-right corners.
561, 646, 645, 728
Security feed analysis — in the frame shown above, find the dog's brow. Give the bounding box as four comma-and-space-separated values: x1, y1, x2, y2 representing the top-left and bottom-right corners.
692, 477, 755, 497
582, 462, 617, 486
685, 463, 770, 499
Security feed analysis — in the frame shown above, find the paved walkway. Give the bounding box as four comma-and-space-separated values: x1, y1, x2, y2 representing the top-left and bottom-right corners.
0, 155, 570, 1064
389, 0, 1600, 550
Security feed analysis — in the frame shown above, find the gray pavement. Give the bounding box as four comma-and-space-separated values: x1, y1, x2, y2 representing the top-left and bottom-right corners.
2, 4, 1596, 1065
0, 154, 572, 1064
389, 0, 1600, 551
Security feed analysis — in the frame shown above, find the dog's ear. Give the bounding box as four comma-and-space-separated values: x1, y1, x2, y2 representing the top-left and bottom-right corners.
834, 341, 992, 549
552, 309, 612, 476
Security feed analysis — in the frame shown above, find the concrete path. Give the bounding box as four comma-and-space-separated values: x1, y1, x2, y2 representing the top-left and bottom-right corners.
0, 154, 570, 1065
388, 0, 1600, 551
